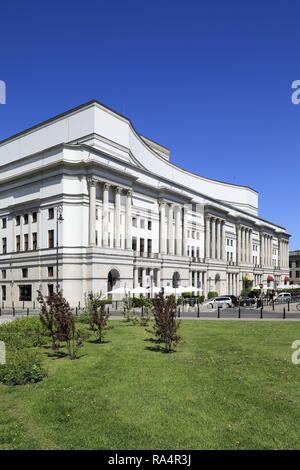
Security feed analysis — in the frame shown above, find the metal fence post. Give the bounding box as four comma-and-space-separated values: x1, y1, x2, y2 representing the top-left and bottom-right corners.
238, 307, 241, 319
197, 304, 200, 318
260, 307, 263, 319
288, 301, 290, 312
283, 307, 286, 319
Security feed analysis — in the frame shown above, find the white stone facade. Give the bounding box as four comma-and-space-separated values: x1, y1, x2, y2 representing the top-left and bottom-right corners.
0, 100, 290, 307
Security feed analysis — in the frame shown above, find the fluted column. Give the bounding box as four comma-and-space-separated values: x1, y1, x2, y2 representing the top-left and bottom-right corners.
134, 268, 139, 288
221, 220, 226, 261
249, 229, 253, 265
205, 216, 211, 259
168, 204, 174, 255
114, 186, 121, 248
175, 205, 182, 256
125, 189, 132, 249
88, 178, 97, 246
216, 219, 221, 259
182, 205, 188, 257
159, 201, 167, 254
211, 218, 216, 259
242, 227, 246, 263
237, 225, 241, 264
102, 182, 109, 247
37, 210, 41, 249
142, 268, 147, 288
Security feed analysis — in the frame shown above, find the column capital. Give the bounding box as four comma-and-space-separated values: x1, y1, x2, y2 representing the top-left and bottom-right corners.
114, 186, 122, 194
87, 176, 97, 187
126, 188, 133, 197
103, 182, 110, 191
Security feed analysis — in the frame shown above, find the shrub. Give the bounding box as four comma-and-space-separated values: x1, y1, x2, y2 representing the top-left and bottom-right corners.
85, 292, 110, 343
0, 349, 47, 386
0, 317, 47, 350
207, 291, 218, 299
37, 291, 84, 359
152, 294, 181, 353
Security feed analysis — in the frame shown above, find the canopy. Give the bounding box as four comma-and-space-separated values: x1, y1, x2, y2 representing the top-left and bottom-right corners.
130, 286, 148, 295
107, 286, 131, 295
163, 285, 176, 295
277, 284, 300, 290
181, 285, 201, 293
147, 286, 161, 294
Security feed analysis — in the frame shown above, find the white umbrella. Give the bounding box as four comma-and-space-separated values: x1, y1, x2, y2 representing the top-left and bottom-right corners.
130, 286, 148, 295
163, 285, 176, 295
147, 286, 161, 294
181, 285, 200, 293
277, 284, 300, 290
107, 286, 131, 295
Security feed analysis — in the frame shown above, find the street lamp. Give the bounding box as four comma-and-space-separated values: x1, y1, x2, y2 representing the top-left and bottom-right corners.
56, 205, 64, 293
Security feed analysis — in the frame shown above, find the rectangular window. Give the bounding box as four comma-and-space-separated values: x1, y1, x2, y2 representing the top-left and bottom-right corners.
2, 285, 6, 301
48, 208, 54, 219
148, 220, 152, 230
32, 232, 37, 250
2, 218, 6, 229
19, 285, 32, 301
16, 235, 20, 252
48, 284, 54, 295
296, 271, 300, 278
147, 239, 152, 255
140, 219, 145, 229
48, 266, 54, 277
32, 211, 37, 223
187, 230, 190, 238
2, 238, 7, 254
140, 238, 145, 253
96, 208, 98, 220
16, 215, 20, 226
108, 232, 111, 246
24, 214, 28, 225
22, 268, 28, 278
132, 237, 137, 251
132, 217, 137, 227
24, 233, 29, 251
1, 269, 6, 279
96, 231, 98, 246
48, 230, 54, 248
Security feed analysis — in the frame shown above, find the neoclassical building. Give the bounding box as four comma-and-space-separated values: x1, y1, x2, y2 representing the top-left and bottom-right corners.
0, 100, 290, 306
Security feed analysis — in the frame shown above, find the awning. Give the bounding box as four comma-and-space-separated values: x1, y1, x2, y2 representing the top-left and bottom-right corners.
267, 275, 274, 282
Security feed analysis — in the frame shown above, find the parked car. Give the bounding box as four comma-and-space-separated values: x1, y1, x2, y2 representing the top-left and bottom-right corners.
226, 295, 239, 306
273, 292, 292, 303
239, 297, 256, 307
205, 296, 233, 308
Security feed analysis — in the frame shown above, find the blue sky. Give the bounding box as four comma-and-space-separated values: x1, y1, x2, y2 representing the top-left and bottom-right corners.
0, 0, 299, 249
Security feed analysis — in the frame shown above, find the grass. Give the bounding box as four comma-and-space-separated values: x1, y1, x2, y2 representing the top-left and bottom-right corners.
1, 320, 300, 449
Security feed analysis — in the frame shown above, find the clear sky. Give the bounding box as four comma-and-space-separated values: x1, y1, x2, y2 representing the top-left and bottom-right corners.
0, 0, 299, 249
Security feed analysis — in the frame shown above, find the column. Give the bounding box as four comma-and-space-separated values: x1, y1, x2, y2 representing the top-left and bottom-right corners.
189, 270, 193, 285
114, 186, 121, 248
249, 229, 253, 265
142, 268, 147, 288
168, 204, 174, 255
221, 220, 226, 261
12, 216, 16, 252
156, 268, 161, 288
159, 201, 167, 255
278, 239, 281, 268
259, 233, 263, 267
203, 271, 207, 297
20, 215, 24, 251
37, 210, 41, 249
175, 205, 182, 256
102, 182, 109, 247
205, 216, 211, 259
182, 205, 188, 257
242, 227, 246, 263
125, 189, 132, 249
237, 225, 241, 264
263, 234, 266, 266
88, 178, 96, 246
216, 219, 221, 260
211, 218, 216, 260
134, 267, 139, 288
28, 213, 32, 250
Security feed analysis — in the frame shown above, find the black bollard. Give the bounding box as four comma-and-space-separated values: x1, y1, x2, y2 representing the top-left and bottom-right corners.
27, 308, 29, 316
75, 307, 78, 316
197, 304, 200, 318
272, 300, 274, 311
217, 306, 220, 318
178, 307, 181, 318
283, 307, 286, 319
288, 301, 290, 312
141, 306, 144, 318
260, 307, 263, 319
238, 307, 241, 319
13, 307, 15, 317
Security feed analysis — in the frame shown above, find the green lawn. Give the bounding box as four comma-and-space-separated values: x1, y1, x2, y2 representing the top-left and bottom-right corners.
1, 320, 300, 450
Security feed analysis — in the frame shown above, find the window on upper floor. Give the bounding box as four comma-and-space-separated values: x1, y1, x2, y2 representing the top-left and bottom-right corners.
132, 217, 137, 227
1, 269, 6, 279
132, 237, 137, 251
140, 219, 145, 229
296, 271, 300, 278
24, 214, 28, 225
32, 211, 37, 223
32, 232, 37, 250
48, 208, 54, 220
2, 238, 7, 254
48, 230, 54, 248
2, 285, 6, 301
16, 235, 20, 252
2, 218, 6, 229
148, 220, 152, 230
16, 215, 20, 226
48, 266, 54, 277
22, 268, 28, 278
24, 234, 29, 251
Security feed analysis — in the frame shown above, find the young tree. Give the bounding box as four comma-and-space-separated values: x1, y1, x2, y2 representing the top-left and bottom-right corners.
152, 293, 181, 352
85, 292, 110, 343
37, 291, 84, 359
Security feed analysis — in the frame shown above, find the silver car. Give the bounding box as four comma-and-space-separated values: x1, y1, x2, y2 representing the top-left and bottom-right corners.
205, 296, 233, 308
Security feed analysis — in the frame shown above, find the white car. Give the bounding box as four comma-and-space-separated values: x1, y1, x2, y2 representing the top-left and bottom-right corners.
273, 292, 292, 303
204, 296, 233, 309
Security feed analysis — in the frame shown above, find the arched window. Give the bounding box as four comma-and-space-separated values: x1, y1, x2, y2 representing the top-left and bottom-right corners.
107, 269, 120, 293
